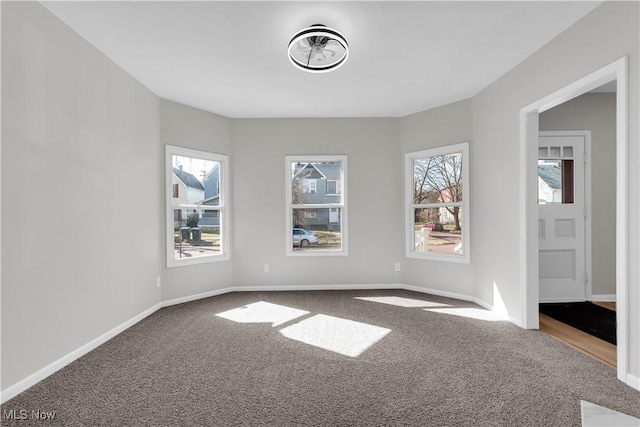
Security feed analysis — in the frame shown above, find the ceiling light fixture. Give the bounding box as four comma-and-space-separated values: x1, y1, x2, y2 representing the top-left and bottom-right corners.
288, 24, 349, 73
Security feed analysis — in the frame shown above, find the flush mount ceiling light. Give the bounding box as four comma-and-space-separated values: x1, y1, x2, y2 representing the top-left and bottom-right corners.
288, 24, 349, 73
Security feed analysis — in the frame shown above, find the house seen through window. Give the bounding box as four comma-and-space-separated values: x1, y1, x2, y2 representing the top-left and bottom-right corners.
166, 145, 229, 267
286, 156, 347, 255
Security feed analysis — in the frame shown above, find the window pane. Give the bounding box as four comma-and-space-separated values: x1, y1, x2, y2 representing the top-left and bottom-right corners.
291, 161, 342, 204
292, 208, 342, 252
412, 207, 463, 255
538, 159, 574, 204
173, 209, 221, 260
413, 153, 463, 205
172, 155, 220, 206
562, 146, 573, 158
538, 147, 548, 158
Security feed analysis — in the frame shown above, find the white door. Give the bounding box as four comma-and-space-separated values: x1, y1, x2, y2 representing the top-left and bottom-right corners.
329, 208, 339, 223
538, 134, 586, 302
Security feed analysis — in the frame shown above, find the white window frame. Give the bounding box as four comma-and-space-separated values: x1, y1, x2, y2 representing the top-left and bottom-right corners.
166, 145, 229, 267
405, 142, 470, 263
286, 155, 348, 257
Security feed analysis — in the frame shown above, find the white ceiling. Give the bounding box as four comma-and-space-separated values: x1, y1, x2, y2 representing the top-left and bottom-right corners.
42, 1, 602, 118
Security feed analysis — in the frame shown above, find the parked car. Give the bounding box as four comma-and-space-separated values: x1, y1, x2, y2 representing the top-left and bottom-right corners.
293, 228, 319, 247
426, 222, 444, 231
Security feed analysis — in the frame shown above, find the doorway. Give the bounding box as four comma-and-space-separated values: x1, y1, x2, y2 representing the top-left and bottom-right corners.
538, 132, 589, 303
520, 57, 629, 384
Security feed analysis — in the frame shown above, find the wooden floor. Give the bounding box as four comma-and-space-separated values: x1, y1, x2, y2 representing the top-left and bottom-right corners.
592, 301, 616, 311
539, 302, 616, 368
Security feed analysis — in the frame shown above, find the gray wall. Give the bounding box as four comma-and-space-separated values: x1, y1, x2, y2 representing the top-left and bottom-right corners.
1, 3, 162, 389
231, 118, 404, 287
540, 93, 617, 297
472, 1, 639, 375
159, 100, 233, 301
3, 0, 639, 395
400, 99, 475, 296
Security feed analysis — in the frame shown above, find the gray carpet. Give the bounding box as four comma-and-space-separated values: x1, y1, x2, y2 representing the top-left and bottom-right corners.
2, 289, 640, 426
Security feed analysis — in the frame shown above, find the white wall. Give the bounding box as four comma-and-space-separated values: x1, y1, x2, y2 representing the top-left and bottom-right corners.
1, 2, 162, 390
472, 1, 639, 376
400, 99, 475, 297
231, 118, 403, 287
540, 93, 617, 297
159, 100, 233, 301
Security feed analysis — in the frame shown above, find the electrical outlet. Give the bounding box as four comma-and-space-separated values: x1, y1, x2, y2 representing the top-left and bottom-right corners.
264, 264, 270, 273
155, 276, 161, 288
394, 262, 401, 272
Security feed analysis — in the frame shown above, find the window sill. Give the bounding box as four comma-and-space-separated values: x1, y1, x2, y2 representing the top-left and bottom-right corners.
287, 249, 348, 257
167, 254, 230, 268
405, 252, 470, 264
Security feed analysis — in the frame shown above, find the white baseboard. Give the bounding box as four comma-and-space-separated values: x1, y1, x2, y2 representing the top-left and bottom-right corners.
591, 294, 616, 302
539, 297, 588, 303
161, 287, 234, 308
540, 295, 617, 303
232, 283, 404, 293
401, 283, 475, 303
1, 303, 162, 403
626, 373, 640, 392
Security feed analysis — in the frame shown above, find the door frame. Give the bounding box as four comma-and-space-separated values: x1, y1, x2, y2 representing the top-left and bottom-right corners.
519, 57, 629, 384
538, 130, 592, 303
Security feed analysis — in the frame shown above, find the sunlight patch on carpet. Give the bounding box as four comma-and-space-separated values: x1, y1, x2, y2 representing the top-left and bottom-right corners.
279, 314, 391, 357
215, 301, 309, 327
424, 307, 505, 322
355, 295, 451, 308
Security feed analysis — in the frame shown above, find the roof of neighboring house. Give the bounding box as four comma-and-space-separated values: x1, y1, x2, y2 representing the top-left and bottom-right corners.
199, 195, 220, 206
538, 164, 561, 189
294, 163, 326, 180
173, 167, 204, 190
294, 162, 342, 181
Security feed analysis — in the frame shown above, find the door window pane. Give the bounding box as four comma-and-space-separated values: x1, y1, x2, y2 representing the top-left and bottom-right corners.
538, 159, 574, 204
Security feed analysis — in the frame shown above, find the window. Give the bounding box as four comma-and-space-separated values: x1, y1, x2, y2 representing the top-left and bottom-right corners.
326, 180, 341, 195
406, 143, 469, 263
166, 145, 229, 267
303, 179, 317, 194
286, 156, 347, 255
